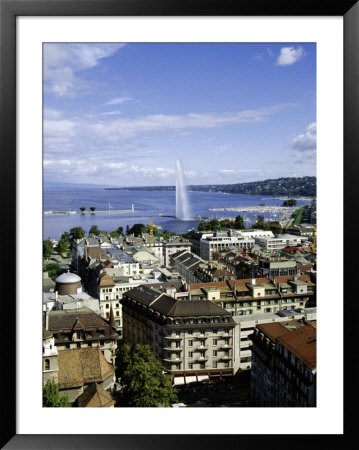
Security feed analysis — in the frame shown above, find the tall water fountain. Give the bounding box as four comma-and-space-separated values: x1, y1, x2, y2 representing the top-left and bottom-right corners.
176, 159, 191, 220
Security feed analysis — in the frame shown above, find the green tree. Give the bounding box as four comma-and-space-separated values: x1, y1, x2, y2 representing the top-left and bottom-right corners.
109, 226, 124, 238
69, 226, 86, 241
56, 232, 71, 255
43, 379, 71, 407
43, 239, 54, 258
90, 206, 96, 212
252, 215, 270, 230
116, 344, 178, 407
89, 225, 105, 236
197, 221, 210, 232
161, 229, 173, 239
79, 206, 86, 213
127, 223, 146, 237
233, 214, 245, 229
283, 199, 297, 207
269, 221, 283, 235
43, 262, 61, 281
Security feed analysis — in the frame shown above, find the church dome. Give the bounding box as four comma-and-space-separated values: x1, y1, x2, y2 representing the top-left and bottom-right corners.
55, 270, 82, 295
55, 271, 81, 284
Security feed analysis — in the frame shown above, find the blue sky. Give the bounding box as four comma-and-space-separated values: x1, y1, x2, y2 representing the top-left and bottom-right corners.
43, 43, 316, 187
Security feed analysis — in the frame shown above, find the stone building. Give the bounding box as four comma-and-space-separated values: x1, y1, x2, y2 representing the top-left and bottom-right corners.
44, 306, 119, 366
55, 271, 82, 295
121, 285, 237, 384
57, 347, 116, 404
250, 321, 316, 407
42, 328, 58, 386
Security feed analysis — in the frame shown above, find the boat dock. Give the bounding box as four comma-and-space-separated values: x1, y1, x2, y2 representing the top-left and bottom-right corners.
44, 204, 135, 215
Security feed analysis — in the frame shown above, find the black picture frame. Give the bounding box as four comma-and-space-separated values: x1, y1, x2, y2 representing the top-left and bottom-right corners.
1, 0, 356, 448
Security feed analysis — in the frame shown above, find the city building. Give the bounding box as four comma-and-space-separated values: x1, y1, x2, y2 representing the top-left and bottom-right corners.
57, 347, 116, 404
188, 275, 316, 316
44, 306, 119, 366
42, 328, 58, 386
200, 231, 255, 260
121, 285, 237, 384
250, 321, 316, 406
233, 307, 316, 371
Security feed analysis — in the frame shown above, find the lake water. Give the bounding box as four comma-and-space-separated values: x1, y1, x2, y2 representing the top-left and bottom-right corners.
43, 187, 311, 240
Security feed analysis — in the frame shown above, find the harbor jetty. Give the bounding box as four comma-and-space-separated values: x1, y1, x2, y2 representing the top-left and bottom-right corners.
44, 204, 135, 215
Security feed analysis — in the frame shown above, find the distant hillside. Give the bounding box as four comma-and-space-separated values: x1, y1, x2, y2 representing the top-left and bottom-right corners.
105, 176, 316, 197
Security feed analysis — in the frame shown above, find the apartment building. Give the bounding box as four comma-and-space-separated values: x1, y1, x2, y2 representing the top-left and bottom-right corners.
233, 308, 316, 371
121, 285, 237, 384
188, 275, 316, 316
170, 250, 236, 284
200, 231, 255, 261
44, 307, 119, 366
250, 321, 316, 406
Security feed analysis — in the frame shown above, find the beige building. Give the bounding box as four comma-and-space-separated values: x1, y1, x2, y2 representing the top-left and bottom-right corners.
57, 347, 115, 405
251, 321, 316, 407
121, 286, 237, 384
189, 275, 316, 316
42, 329, 58, 386
45, 307, 119, 366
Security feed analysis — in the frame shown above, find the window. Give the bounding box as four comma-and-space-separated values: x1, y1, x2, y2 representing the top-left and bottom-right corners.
200, 340, 205, 346
106, 304, 109, 309
187, 329, 193, 335
44, 359, 50, 370
212, 361, 217, 368
189, 363, 193, 369
213, 339, 217, 346
188, 351, 193, 358
213, 350, 217, 357
188, 340, 193, 347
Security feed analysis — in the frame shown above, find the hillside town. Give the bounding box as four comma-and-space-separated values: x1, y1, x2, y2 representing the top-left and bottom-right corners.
43, 205, 317, 408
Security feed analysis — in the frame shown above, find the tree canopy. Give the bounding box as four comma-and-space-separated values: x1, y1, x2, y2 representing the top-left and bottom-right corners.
43, 239, 54, 258
89, 225, 105, 236
43, 379, 71, 407
44, 262, 62, 281
56, 232, 71, 255
283, 199, 297, 207
69, 226, 86, 241
127, 223, 145, 237
116, 344, 177, 407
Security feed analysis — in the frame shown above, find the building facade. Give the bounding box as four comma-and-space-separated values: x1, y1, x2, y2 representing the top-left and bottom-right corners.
121, 286, 237, 384
250, 322, 316, 406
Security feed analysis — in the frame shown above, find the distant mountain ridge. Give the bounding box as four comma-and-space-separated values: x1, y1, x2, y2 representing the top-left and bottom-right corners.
105, 176, 316, 197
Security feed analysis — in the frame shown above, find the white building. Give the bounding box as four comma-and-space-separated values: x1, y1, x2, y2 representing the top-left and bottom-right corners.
233, 307, 317, 372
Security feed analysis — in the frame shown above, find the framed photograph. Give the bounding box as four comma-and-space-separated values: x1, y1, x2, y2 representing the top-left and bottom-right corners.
1, 0, 356, 448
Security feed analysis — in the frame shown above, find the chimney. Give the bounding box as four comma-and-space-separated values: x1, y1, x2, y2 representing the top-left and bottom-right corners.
109, 305, 115, 328
45, 309, 49, 330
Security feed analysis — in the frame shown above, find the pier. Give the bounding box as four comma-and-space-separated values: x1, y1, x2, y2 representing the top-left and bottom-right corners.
44, 204, 135, 215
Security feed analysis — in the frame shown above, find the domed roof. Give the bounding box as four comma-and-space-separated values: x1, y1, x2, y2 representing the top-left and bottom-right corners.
55, 270, 81, 284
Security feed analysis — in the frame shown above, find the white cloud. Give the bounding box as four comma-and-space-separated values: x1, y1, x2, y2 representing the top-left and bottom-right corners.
276, 46, 304, 66
43, 159, 71, 167
43, 43, 125, 97
103, 96, 133, 106
43, 119, 76, 137
90, 106, 284, 140
43, 108, 63, 120
292, 122, 316, 151
291, 122, 316, 164
99, 110, 123, 116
